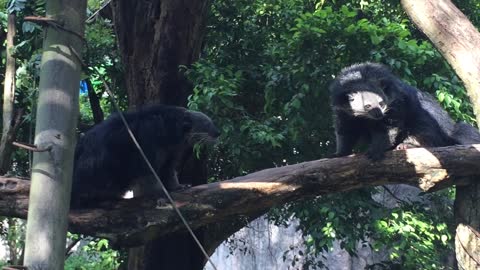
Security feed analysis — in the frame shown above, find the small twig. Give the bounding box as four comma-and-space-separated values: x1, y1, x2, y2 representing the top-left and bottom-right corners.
12, 142, 52, 152
24, 16, 85, 43
23, 16, 56, 24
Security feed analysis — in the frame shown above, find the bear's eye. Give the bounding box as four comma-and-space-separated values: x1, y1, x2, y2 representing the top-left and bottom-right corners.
364, 104, 372, 110
379, 101, 386, 108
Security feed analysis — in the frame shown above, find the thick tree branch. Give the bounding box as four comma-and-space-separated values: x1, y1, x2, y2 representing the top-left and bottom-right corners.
401, 0, 480, 125
1, 145, 479, 247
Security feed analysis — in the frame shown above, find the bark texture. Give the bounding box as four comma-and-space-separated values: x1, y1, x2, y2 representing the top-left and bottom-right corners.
110, 0, 209, 107
455, 186, 480, 269
1, 145, 480, 247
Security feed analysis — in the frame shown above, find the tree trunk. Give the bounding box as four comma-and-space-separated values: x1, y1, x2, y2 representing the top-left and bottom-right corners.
0, 13, 17, 174
454, 186, 480, 269
110, 0, 209, 107
401, 1, 480, 269
23, 0, 86, 269
110, 1, 211, 269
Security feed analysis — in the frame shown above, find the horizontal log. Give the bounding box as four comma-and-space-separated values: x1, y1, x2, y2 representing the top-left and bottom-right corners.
1, 144, 480, 247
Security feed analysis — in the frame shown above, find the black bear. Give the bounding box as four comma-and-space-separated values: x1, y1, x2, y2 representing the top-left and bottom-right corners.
71, 104, 220, 207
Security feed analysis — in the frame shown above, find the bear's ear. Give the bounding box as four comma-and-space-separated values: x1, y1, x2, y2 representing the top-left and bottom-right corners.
370, 77, 391, 96
377, 78, 386, 89
182, 112, 193, 132
379, 78, 402, 98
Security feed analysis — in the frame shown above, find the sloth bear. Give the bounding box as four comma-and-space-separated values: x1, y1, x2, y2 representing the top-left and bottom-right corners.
330, 62, 480, 160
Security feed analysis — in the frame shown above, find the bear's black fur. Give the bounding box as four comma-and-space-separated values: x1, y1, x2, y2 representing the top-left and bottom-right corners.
71, 105, 220, 207
330, 62, 480, 160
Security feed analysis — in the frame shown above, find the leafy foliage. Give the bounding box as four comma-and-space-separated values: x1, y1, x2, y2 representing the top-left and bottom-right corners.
373, 207, 451, 268
7, 0, 26, 13
454, 0, 480, 27
65, 235, 123, 270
